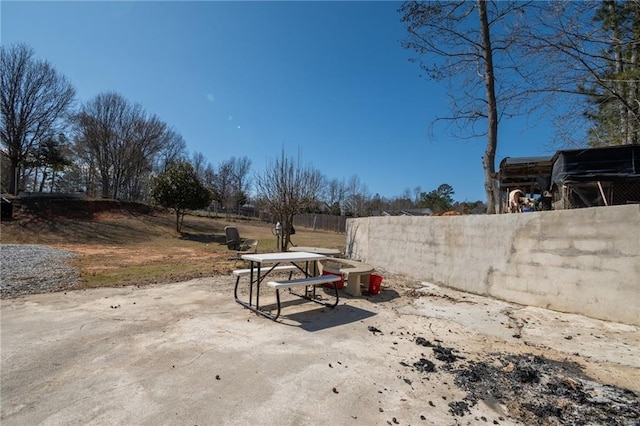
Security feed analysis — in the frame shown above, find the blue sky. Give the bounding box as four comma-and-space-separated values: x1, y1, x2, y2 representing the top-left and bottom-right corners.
2, 1, 556, 202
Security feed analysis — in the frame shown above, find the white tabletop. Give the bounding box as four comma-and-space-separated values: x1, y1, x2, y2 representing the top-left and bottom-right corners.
241, 251, 327, 263
289, 246, 341, 256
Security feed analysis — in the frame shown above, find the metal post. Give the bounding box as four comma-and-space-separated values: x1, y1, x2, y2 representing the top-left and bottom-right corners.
275, 221, 282, 251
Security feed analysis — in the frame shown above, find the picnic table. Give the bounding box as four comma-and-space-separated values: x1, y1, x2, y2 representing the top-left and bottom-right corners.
234, 251, 341, 320
289, 246, 342, 256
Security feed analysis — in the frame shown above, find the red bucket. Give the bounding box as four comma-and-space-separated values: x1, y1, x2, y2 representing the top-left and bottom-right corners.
368, 274, 383, 295
322, 271, 344, 289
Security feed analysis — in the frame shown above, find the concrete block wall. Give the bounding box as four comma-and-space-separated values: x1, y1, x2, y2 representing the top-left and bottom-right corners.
346, 204, 640, 326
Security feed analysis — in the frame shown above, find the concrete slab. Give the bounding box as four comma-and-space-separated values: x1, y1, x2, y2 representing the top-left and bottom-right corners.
2, 274, 638, 425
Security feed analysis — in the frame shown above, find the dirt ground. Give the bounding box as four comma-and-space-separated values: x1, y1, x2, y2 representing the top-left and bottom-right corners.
0, 202, 347, 289
1, 200, 638, 424
2, 270, 638, 426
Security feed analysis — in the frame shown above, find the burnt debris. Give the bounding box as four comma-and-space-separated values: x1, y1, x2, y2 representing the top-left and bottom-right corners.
452, 354, 640, 425
397, 335, 639, 425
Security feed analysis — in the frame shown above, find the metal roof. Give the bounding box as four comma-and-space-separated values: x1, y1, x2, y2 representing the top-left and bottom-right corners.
499, 156, 555, 193
499, 156, 554, 167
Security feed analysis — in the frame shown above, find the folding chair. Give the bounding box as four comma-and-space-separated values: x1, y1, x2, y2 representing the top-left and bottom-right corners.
224, 226, 258, 262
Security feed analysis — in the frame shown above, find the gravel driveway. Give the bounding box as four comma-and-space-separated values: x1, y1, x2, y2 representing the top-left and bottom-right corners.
0, 244, 79, 299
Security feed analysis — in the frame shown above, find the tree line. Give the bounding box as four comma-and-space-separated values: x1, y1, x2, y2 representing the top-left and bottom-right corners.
0, 42, 480, 225
3, 1, 636, 218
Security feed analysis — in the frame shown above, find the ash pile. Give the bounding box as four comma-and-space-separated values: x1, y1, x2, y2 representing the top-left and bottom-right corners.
404, 336, 640, 425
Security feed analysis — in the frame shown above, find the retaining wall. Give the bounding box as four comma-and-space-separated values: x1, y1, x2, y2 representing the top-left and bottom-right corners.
346, 204, 640, 326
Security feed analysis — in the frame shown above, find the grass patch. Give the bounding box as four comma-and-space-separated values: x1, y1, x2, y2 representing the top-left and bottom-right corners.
1, 202, 346, 290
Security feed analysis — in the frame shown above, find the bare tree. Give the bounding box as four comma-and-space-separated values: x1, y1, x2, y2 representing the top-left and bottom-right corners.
0, 43, 75, 194
325, 177, 346, 215
121, 113, 167, 200
343, 174, 370, 217
521, 1, 640, 147
156, 129, 187, 173
73, 92, 167, 200
202, 163, 217, 211
303, 167, 326, 213
191, 151, 208, 181
389, 191, 415, 214
413, 186, 422, 205
255, 150, 321, 251
210, 156, 253, 215
400, 1, 533, 213
212, 159, 234, 215
230, 156, 252, 213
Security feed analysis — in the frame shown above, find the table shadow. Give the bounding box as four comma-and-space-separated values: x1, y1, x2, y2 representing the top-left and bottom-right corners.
339, 288, 401, 304
279, 304, 377, 332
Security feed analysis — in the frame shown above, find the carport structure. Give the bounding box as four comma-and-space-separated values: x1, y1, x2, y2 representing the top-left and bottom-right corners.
550, 145, 640, 209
